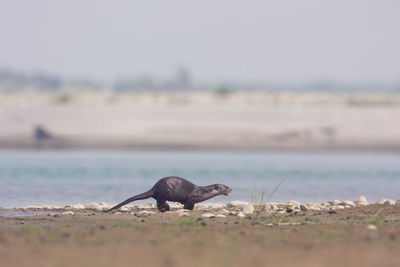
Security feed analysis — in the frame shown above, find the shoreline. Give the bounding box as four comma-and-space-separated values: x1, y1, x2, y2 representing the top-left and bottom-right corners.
2, 200, 400, 267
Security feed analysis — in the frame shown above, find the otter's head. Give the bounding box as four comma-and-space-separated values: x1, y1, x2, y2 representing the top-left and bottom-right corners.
213, 184, 232, 196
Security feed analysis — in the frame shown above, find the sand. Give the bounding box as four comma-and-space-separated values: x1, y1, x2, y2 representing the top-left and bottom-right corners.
1, 91, 400, 150
1, 205, 400, 267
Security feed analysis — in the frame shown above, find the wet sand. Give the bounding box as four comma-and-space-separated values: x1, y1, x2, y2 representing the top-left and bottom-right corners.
1, 205, 400, 267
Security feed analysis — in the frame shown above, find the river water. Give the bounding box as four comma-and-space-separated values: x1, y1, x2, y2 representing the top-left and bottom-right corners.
0, 150, 399, 208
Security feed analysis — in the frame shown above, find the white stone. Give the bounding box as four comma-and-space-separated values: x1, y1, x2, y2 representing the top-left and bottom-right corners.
337, 205, 345, 209
227, 201, 254, 214
236, 212, 245, 218
62, 211, 74, 215
340, 200, 355, 207
219, 208, 229, 214
120, 206, 133, 212
202, 213, 216, 218
215, 214, 227, 218
178, 212, 189, 217
329, 200, 340, 205
169, 203, 184, 209
98, 202, 112, 209
85, 202, 103, 211
137, 211, 155, 216
376, 198, 388, 205
321, 202, 331, 208
300, 204, 309, 211
367, 224, 378, 231
354, 196, 368, 206
384, 199, 395, 206
195, 203, 226, 210
287, 200, 301, 209
70, 204, 85, 210
306, 203, 321, 211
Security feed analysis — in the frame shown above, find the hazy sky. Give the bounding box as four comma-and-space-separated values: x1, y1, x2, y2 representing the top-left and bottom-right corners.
1, 0, 399, 83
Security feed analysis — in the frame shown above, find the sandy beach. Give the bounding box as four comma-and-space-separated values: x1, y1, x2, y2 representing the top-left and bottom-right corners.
1, 91, 400, 150
1, 204, 400, 267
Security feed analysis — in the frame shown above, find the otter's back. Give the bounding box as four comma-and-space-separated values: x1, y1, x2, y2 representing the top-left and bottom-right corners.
153, 176, 196, 202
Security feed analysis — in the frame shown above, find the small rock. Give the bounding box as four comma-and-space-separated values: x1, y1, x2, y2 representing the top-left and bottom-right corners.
202, 213, 216, 218
340, 200, 355, 207
306, 203, 321, 211
70, 204, 85, 210
195, 203, 226, 210
384, 199, 395, 206
227, 201, 254, 214
85, 202, 103, 211
178, 213, 189, 217
300, 204, 309, 211
287, 200, 301, 209
219, 208, 230, 214
215, 214, 227, 218
376, 198, 388, 205
119, 206, 133, 212
367, 224, 378, 231
337, 205, 345, 209
321, 202, 331, 208
236, 212, 245, 218
62, 211, 74, 215
137, 211, 156, 216
329, 200, 340, 206
354, 196, 368, 206
169, 203, 184, 209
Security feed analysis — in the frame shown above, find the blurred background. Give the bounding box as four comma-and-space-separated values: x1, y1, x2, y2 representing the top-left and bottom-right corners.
0, 0, 400, 208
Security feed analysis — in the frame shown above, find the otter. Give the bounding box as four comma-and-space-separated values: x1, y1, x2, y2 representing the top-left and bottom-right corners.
105, 176, 232, 212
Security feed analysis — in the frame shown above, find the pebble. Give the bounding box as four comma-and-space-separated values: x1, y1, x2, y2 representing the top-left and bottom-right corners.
137, 211, 156, 217
354, 196, 368, 206
236, 212, 245, 218
376, 198, 388, 205
329, 200, 340, 206
70, 204, 85, 210
306, 203, 321, 211
62, 211, 74, 215
85, 202, 103, 211
287, 200, 301, 209
202, 213, 216, 219
169, 203, 184, 209
367, 224, 378, 231
340, 200, 355, 207
195, 203, 226, 210
300, 204, 309, 211
321, 202, 331, 208
384, 199, 395, 206
215, 214, 227, 218
227, 201, 254, 214
219, 208, 230, 214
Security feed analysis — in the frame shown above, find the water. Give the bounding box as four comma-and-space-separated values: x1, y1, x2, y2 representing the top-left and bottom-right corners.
0, 150, 399, 208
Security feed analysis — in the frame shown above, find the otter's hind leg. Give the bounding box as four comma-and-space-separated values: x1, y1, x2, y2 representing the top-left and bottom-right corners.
157, 200, 170, 212
183, 202, 194, 210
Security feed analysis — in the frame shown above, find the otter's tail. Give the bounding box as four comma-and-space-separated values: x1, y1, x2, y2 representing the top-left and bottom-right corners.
104, 189, 154, 212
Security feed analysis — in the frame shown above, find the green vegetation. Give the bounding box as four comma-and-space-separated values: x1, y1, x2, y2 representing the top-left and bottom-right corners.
365, 217, 383, 229
173, 217, 197, 227
249, 185, 265, 206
